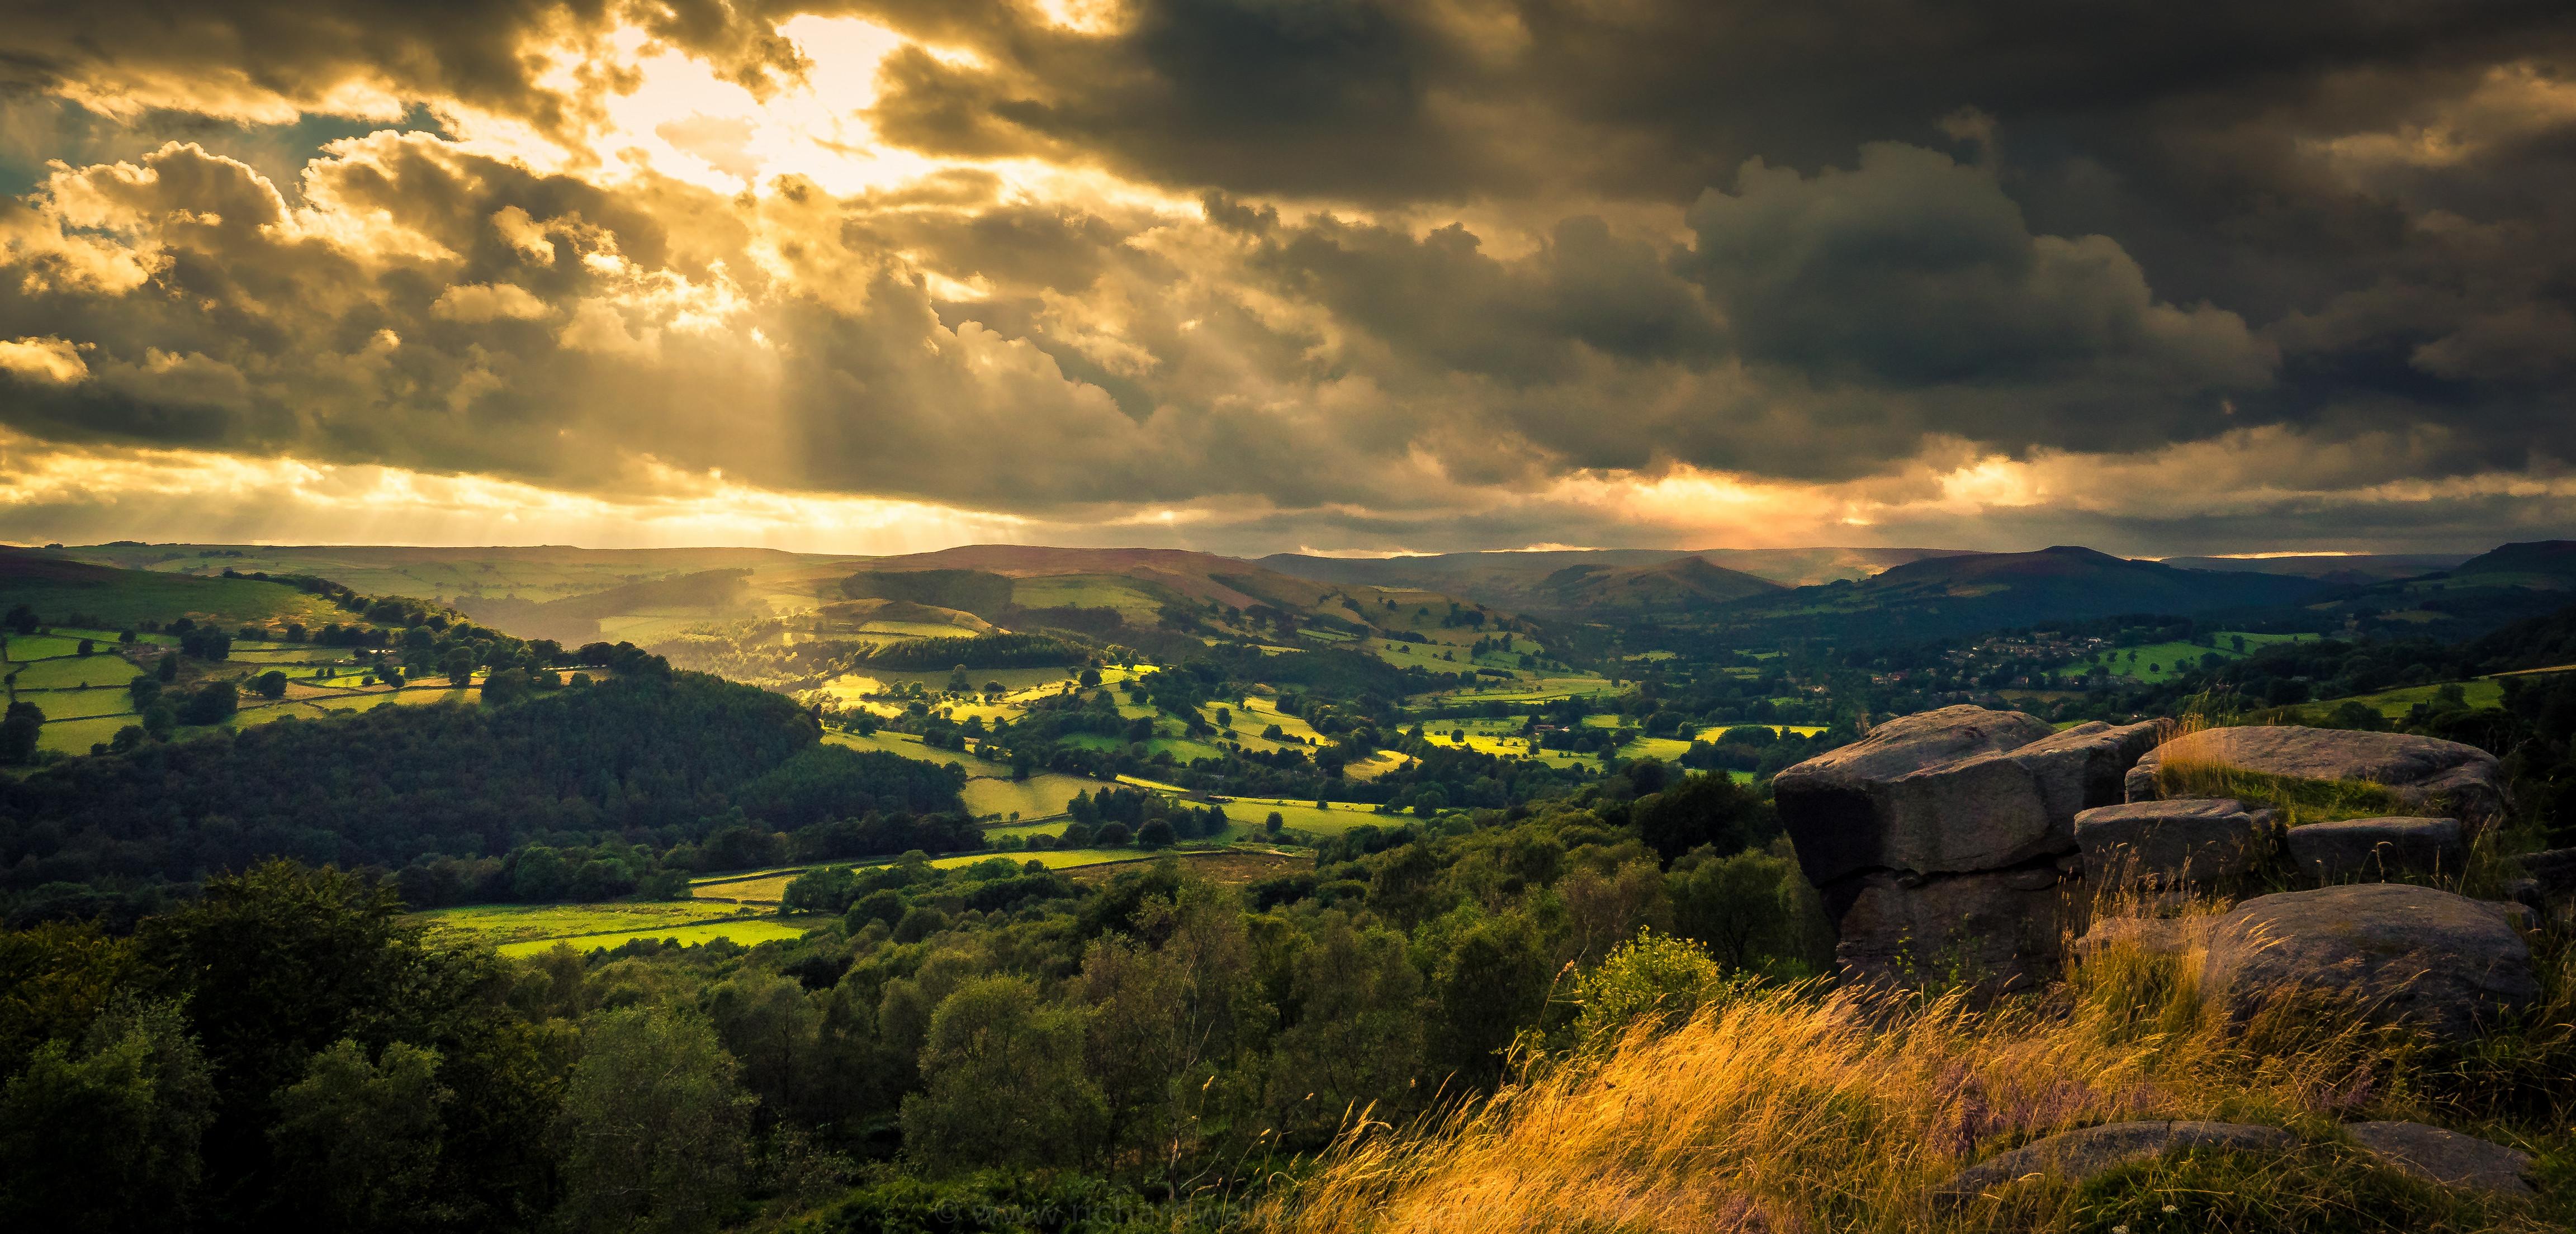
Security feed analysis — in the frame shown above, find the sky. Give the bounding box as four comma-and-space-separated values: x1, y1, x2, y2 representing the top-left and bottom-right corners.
1, 1, 2572, 558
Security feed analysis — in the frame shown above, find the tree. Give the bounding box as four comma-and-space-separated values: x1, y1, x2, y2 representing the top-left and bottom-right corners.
441, 648, 476, 687
1670, 848, 1809, 971
1424, 910, 1552, 1086
177, 679, 238, 725
1263, 915, 1426, 1147
252, 670, 289, 700
705, 972, 823, 1127
1079, 889, 1253, 1174
0, 999, 215, 1232
899, 975, 1105, 1174
1633, 772, 1772, 862
155, 653, 178, 682
0, 701, 40, 765
555, 1007, 754, 1234
1135, 818, 1175, 848
268, 1039, 451, 1232
75, 638, 94, 657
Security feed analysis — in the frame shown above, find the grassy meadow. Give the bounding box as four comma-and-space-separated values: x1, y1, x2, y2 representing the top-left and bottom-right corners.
2067, 631, 2318, 685
407, 900, 818, 958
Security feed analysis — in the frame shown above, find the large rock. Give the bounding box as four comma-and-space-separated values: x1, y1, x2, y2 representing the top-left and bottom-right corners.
2199, 884, 2538, 1044
2343, 1122, 2534, 1197
2284, 817, 2465, 885
2075, 798, 2279, 886
1777, 707, 2156, 885
2125, 727, 2505, 827
1936, 1121, 2297, 1200
1832, 862, 2077, 992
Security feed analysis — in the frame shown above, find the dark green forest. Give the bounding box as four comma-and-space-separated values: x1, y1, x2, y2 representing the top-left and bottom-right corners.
0, 762, 1817, 1232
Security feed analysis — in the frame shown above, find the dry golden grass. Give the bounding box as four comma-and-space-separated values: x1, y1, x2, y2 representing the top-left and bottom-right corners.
1265, 890, 2560, 1233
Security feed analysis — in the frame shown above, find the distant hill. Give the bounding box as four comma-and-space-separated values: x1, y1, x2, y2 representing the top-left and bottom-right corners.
1710, 546, 2329, 644
0, 548, 358, 630
2281, 539, 2576, 642
456, 568, 760, 643
2443, 540, 2576, 590
2160, 553, 2469, 585
1258, 545, 1962, 613
2461, 599, 2576, 673
57, 542, 842, 604
837, 545, 1518, 650
1526, 556, 1784, 619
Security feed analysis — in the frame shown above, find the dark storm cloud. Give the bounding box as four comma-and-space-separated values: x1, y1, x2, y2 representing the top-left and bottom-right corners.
4, 0, 2576, 549
0, 1, 803, 130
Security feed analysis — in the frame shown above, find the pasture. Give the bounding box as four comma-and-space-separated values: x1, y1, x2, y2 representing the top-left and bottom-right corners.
2, 564, 356, 630
406, 899, 807, 957
960, 771, 1114, 821
2067, 630, 2317, 685
11, 654, 149, 689
2313, 676, 2508, 719
1692, 723, 1829, 740
1207, 798, 1382, 837
12, 687, 137, 720
35, 714, 133, 756
498, 918, 812, 956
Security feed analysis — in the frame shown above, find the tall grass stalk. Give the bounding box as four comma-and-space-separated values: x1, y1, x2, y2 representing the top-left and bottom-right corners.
1265, 893, 2559, 1233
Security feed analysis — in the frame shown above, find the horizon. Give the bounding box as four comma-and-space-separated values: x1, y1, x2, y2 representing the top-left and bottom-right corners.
0, 537, 2530, 563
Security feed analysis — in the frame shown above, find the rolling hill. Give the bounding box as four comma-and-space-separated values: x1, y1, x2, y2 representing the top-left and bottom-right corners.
834, 544, 1523, 648
1258, 546, 1964, 613
2280, 539, 2576, 642
1708, 545, 2331, 644
1525, 556, 1784, 619
0, 548, 361, 630
2158, 553, 2470, 585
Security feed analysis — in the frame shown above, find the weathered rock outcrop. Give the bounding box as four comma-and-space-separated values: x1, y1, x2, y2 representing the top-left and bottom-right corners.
2125, 727, 2506, 827
2343, 1122, 2535, 1196
2074, 798, 2279, 886
1774, 706, 2158, 989
2198, 884, 2538, 1044
1830, 862, 2080, 991
1936, 1121, 2297, 1199
1773, 705, 2059, 885
2284, 817, 2465, 885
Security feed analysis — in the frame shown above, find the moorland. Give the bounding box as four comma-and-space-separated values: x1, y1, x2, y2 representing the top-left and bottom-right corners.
5, 538, 2576, 1232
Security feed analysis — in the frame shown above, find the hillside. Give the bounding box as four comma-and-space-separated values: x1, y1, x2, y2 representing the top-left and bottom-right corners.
457, 568, 760, 644
58, 542, 841, 604
0, 548, 359, 630
1259, 545, 1967, 606
1528, 556, 1785, 618
837, 544, 1528, 651
1711, 545, 2328, 644
2280, 539, 2576, 642
2160, 552, 2470, 583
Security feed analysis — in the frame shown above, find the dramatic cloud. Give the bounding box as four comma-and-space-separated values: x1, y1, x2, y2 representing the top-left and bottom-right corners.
0, 1, 2571, 554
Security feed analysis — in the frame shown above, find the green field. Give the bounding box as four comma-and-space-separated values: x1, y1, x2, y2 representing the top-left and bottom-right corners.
2313, 677, 2508, 719
2068, 632, 2317, 685
6, 634, 92, 659
11, 654, 149, 689
411, 899, 763, 942
1209, 798, 1383, 837
11, 687, 138, 719
1693, 723, 1829, 739
496, 919, 813, 956
962, 771, 1115, 821
1, 565, 354, 630
36, 714, 135, 755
